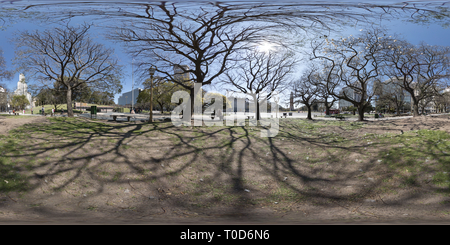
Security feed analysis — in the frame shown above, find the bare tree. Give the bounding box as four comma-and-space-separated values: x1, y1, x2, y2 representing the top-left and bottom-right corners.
312, 28, 389, 121
382, 40, 450, 116
293, 66, 321, 120
310, 69, 338, 115
12, 1, 443, 120
12, 23, 123, 117
108, 3, 299, 121
102, 2, 434, 121
222, 49, 296, 121
0, 48, 12, 81
374, 78, 409, 115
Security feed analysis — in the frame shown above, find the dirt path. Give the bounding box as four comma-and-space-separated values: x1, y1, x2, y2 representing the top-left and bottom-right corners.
0, 115, 49, 136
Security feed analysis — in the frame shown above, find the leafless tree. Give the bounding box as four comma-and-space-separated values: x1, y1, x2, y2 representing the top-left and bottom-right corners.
222, 49, 297, 121
13, 1, 445, 120
293, 66, 322, 120
108, 3, 301, 120
0, 48, 12, 81
382, 40, 450, 116
312, 28, 389, 121
309, 68, 338, 115
100, 2, 437, 120
12, 23, 123, 117
374, 78, 409, 115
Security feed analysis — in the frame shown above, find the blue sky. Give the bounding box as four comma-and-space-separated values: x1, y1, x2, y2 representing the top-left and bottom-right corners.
1, 1, 449, 105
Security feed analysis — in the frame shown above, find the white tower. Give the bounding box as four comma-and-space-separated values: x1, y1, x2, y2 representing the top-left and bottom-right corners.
14, 73, 33, 109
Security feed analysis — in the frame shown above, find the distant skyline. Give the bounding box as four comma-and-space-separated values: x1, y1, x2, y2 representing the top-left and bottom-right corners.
1, 1, 449, 105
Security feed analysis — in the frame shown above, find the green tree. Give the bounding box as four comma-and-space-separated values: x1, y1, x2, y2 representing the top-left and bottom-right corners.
10, 94, 30, 110
138, 78, 190, 114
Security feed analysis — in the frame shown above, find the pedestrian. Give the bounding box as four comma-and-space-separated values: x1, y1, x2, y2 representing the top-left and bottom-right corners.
31, 108, 33, 114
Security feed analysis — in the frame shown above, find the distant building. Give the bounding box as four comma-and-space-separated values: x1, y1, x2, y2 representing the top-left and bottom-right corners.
338, 87, 359, 109
118, 88, 144, 106
373, 78, 411, 108
173, 65, 190, 82
14, 73, 34, 109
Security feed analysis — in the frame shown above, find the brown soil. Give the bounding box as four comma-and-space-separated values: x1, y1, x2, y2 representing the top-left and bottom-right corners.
0, 116, 49, 136
1, 114, 450, 224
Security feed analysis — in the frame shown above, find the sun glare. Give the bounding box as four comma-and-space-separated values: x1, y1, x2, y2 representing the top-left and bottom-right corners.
258, 42, 275, 53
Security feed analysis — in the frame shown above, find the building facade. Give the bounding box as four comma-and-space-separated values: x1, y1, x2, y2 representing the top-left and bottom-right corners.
373, 78, 412, 113
14, 73, 34, 109
118, 88, 143, 106
338, 87, 359, 109
173, 65, 190, 82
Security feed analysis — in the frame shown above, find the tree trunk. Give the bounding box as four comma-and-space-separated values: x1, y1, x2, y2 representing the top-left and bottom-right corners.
306, 105, 312, 120
256, 100, 261, 121
357, 106, 364, 121
67, 87, 73, 117
395, 103, 401, 116
158, 102, 164, 114
325, 102, 330, 115
412, 99, 420, 117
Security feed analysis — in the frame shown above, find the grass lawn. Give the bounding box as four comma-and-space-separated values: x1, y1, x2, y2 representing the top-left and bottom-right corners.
1, 116, 450, 222
20, 104, 114, 115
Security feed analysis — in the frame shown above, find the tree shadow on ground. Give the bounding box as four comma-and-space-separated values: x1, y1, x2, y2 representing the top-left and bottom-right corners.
1, 116, 450, 221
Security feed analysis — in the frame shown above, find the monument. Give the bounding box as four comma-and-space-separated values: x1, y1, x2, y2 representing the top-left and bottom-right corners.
14, 73, 34, 109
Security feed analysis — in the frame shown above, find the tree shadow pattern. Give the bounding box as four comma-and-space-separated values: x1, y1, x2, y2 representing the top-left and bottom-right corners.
1, 116, 450, 221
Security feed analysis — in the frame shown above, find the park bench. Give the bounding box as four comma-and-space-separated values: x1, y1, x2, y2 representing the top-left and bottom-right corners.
334, 115, 345, 120
110, 114, 134, 121
246, 115, 254, 119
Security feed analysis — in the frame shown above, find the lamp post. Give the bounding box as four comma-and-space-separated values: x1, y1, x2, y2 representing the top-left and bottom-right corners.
149, 66, 156, 122
131, 58, 134, 114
